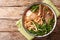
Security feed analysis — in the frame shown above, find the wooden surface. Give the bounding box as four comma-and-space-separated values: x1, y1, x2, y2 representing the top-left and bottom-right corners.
0, 0, 60, 40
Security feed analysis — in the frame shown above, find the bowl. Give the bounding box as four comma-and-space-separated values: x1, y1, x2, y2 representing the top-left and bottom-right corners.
22, 2, 57, 37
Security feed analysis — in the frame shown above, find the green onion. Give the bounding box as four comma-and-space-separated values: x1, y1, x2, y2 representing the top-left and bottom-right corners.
30, 5, 39, 12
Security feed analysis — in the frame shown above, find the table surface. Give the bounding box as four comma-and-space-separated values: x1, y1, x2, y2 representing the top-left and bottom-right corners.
0, 0, 60, 40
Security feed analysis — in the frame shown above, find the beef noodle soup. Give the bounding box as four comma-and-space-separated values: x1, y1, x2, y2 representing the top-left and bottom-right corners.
23, 4, 55, 36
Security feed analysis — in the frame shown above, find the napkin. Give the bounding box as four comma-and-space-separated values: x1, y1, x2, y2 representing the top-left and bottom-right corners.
16, 19, 34, 40
43, 0, 60, 17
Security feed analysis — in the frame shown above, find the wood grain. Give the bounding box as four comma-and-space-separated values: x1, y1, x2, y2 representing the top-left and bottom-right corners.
0, 32, 27, 40
0, 0, 20, 6
0, 0, 38, 6
0, 7, 27, 18
0, 0, 60, 7
0, 0, 59, 40
0, 20, 18, 31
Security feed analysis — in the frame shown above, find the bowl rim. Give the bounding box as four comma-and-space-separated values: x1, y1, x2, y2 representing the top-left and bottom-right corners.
22, 2, 57, 37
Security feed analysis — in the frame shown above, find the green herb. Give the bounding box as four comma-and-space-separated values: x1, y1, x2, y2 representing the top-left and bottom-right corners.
47, 19, 52, 24
36, 23, 48, 36
50, 19, 55, 26
28, 19, 54, 36
28, 29, 36, 34
32, 21, 41, 29
46, 24, 52, 33
30, 5, 39, 12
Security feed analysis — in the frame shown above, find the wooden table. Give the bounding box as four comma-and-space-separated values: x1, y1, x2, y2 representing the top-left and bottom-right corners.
0, 0, 60, 40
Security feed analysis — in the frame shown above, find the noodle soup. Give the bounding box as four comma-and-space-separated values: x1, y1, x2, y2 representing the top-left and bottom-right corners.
23, 3, 56, 36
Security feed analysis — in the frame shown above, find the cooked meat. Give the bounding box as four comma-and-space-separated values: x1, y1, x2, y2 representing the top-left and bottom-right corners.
45, 10, 54, 23
24, 4, 54, 32
29, 13, 37, 20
